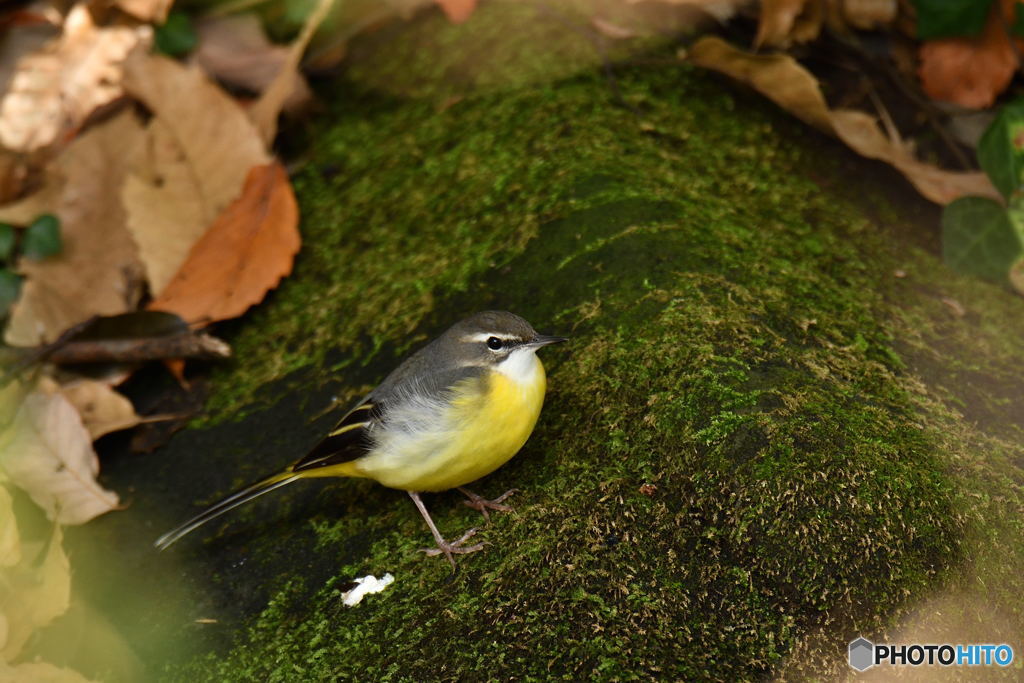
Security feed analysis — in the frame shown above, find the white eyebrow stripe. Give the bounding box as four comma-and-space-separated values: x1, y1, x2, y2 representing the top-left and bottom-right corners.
462, 332, 519, 343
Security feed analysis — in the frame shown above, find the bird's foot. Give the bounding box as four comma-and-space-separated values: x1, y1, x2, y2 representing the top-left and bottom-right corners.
458, 487, 519, 523
420, 528, 484, 569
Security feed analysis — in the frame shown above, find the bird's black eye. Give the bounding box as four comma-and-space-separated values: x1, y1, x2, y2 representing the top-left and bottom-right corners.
486, 336, 503, 350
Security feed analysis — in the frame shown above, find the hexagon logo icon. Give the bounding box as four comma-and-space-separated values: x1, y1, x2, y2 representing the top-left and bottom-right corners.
849, 637, 875, 671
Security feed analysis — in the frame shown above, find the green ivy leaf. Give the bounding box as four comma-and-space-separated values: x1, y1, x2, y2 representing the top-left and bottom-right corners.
155, 11, 197, 57
978, 98, 1024, 200
913, 0, 995, 40
22, 214, 62, 260
0, 223, 14, 261
1013, 2, 1024, 37
942, 197, 1024, 282
0, 268, 21, 317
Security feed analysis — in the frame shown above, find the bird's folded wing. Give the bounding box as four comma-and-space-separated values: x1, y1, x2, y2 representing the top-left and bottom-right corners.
290, 400, 379, 472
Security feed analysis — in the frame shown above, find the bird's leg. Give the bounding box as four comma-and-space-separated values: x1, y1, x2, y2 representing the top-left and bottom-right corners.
407, 491, 483, 570
458, 487, 518, 523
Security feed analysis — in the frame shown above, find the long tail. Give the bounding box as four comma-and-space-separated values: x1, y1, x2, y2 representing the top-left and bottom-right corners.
154, 471, 301, 550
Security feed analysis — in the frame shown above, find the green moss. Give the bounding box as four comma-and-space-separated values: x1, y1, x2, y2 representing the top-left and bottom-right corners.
80, 5, 1021, 681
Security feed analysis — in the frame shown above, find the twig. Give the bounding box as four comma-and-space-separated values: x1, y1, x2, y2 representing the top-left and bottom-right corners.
45, 333, 231, 365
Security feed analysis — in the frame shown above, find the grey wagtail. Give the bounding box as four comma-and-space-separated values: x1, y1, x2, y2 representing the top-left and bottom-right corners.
154, 311, 566, 568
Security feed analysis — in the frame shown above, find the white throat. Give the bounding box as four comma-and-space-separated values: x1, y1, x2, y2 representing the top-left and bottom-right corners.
495, 347, 541, 384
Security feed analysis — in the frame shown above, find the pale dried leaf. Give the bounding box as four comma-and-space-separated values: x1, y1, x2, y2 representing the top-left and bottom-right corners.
114, 0, 173, 22
149, 162, 300, 324
195, 14, 312, 114
688, 36, 1002, 205
842, 0, 897, 30
122, 121, 210, 296
755, 0, 808, 48
4, 109, 145, 346
59, 379, 141, 440
627, 0, 748, 22
0, 660, 96, 683
0, 389, 119, 526
0, 5, 148, 152
0, 486, 20, 568
0, 181, 60, 227
249, 0, 335, 146
0, 524, 70, 661
121, 52, 269, 297
0, 22, 58, 112
591, 17, 638, 39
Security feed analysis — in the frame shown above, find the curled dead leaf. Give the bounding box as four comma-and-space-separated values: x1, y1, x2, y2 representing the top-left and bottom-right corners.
58, 379, 141, 440
0, 486, 20, 568
194, 14, 313, 116
4, 109, 145, 346
756, 0, 812, 48
0, 4, 149, 152
0, 384, 120, 525
918, 0, 1021, 110
248, 0, 336, 147
121, 51, 270, 296
149, 162, 300, 325
0, 522, 69, 661
436, 0, 478, 23
688, 36, 1001, 205
841, 0, 897, 30
113, 0, 173, 22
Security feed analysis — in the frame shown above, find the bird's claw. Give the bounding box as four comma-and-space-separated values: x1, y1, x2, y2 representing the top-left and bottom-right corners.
420, 527, 484, 559
459, 488, 519, 522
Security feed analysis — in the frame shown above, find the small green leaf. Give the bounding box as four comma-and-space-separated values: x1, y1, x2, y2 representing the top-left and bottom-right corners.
1013, 2, 1024, 37
0, 268, 21, 316
913, 0, 995, 40
978, 98, 1024, 200
0, 223, 14, 261
942, 197, 1023, 282
22, 213, 62, 260
155, 11, 197, 57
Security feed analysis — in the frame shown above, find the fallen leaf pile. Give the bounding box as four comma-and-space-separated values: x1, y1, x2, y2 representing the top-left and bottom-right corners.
0, 1, 329, 675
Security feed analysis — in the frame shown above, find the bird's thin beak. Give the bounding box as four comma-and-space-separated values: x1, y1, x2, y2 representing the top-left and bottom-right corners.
531, 334, 568, 347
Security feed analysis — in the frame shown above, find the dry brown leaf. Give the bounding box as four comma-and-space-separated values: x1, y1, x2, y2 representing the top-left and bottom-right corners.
436, 0, 477, 23
195, 14, 313, 120
0, 175, 60, 226
590, 16, 639, 39
0, 4, 148, 152
0, 523, 70, 661
121, 121, 209, 297
149, 162, 300, 324
841, 0, 897, 30
59, 379, 141, 440
755, 0, 808, 47
0, 386, 120, 526
121, 51, 269, 297
630, 0, 748, 22
688, 36, 1001, 205
114, 0, 173, 22
249, 0, 335, 147
0, 660, 96, 683
918, 0, 1020, 110
0, 486, 20, 568
4, 109, 145, 346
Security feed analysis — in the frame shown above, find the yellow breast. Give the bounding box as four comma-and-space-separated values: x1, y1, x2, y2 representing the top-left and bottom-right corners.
355, 354, 547, 492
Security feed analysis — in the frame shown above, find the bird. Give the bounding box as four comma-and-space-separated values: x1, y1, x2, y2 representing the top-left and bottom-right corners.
154, 311, 566, 569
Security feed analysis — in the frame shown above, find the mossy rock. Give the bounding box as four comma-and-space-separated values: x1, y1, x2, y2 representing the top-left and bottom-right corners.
63, 4, 1024, 682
